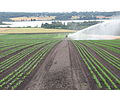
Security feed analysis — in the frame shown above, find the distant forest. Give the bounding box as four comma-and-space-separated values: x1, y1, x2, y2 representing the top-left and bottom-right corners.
0, 11, 120, 22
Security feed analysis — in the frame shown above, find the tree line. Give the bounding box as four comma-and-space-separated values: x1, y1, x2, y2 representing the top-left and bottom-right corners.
41, 21, 101, 30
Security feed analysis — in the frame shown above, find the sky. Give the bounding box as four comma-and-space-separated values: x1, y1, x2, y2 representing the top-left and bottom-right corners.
0, 0, 120, 12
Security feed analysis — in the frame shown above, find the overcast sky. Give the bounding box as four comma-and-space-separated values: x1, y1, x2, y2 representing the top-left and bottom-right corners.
0, 0, 119, 12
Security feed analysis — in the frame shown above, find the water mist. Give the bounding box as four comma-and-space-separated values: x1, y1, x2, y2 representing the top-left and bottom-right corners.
68, 16, 120, 40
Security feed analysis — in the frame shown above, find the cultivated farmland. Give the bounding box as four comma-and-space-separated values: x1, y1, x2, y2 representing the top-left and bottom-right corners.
0, 34, 120, 90
0, 28, 75, 34
72, 40, 120, 90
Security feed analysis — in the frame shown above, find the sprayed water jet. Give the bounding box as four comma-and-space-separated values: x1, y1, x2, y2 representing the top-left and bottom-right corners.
68, 17, 120, 40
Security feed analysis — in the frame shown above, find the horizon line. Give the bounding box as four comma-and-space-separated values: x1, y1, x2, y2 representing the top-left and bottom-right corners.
0, 11, 120, 13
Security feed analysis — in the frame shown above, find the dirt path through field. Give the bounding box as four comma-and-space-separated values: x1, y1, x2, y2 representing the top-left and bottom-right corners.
24, 40, 89, 90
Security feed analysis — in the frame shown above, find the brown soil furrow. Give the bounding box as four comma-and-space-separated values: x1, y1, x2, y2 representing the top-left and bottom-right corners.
23, 40, 97, 90
95, 42, 120, 50
80, 43, 120, 79
23, 41, 60, 90
98, 46, 120, 58
72, 41, 100, 90
1, 43, 51, 79
0, 44, 27, 53
24, 40, 75, 90
68, 41, 90, 90
87, 42, 120, 59
0, 43, 42, 62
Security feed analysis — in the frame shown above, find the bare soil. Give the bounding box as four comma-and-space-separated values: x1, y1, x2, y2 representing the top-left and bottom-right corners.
79, 42, 120, 89
23, 40, 91, 90
0, 44, 26, 53
1, 39, 120, 90
80, 43, 120, 78
0, 43, 42, 62
89, 42, 120, 59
